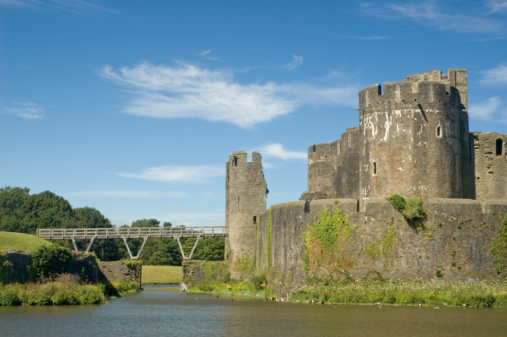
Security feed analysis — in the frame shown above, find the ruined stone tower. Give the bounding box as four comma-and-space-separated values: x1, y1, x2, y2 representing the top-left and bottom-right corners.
358, 69, 472, 203
225, 151, 267, 276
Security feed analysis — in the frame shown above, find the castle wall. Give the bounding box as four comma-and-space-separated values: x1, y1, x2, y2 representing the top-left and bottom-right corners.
257, 198, 507, 296
307, 141, 337, 198
307, 127, 360, 199
359, 73, 465, 204
473, 132, 507, 200
225, 151, 267, 276
333, 128, 360, 199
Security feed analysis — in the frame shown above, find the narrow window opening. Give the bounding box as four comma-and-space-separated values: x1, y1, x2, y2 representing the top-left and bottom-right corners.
233, 156, 238, 166
312, 145, 316, 152
437, 126, 442, 137
496, 139, 503, 156
372, 162, 377, 175
253, 216, 257, 224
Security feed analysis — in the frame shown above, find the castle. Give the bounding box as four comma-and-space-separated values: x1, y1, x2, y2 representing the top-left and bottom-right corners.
225, 69, 507, 293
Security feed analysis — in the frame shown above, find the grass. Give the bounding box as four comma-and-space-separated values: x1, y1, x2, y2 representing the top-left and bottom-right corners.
0, 231, 52, 253
289, 278, 507, 308
142, 265, 182, 284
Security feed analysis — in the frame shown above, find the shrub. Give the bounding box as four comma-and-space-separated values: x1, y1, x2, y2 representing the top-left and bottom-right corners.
386, 194, 406, 212
31, 245, 73, 279
386, 194, 426, 229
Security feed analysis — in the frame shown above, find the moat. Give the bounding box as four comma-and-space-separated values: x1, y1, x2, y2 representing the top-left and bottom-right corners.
0, 285, 506, 336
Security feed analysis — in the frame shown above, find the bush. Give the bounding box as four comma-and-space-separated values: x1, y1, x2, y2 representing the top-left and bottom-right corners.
386, 194, 426, 229
386, 194, 406, 212
31, 245, 73, 279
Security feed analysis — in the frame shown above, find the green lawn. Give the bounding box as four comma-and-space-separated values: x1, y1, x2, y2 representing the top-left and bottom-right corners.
142, 265, 182, 284
0, 231, 52, 253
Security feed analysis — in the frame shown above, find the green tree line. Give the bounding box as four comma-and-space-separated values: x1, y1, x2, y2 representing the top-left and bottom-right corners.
0, 187, 224, 264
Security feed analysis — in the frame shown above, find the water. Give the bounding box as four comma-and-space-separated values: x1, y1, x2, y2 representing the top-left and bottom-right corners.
1, 285, 506, 336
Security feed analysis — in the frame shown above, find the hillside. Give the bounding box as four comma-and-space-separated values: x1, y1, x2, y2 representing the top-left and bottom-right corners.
0, 231, 52, 253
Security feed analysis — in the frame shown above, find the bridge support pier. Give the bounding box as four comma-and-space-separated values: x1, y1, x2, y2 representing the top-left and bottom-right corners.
176, 234, 201, 260
123, 236, 148, 260
71, 236, 96, 253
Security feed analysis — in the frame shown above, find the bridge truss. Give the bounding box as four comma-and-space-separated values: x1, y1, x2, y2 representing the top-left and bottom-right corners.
36, 226, 228, 260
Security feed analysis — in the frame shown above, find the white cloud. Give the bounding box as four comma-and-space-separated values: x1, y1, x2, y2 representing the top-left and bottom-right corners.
481, 64, 507, 85
284, 54, 303, 70
117, 165, 223, 183
487, 0, 507, 13
362, 2, 503, 34
70, 190, 188, 198
469, 96, 502, 120
257, 143, 307, 160
2, 102, 44, 119
100, 62, 357, 128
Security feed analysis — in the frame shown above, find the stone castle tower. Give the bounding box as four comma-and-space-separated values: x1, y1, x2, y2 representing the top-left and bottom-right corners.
303, 69, 506, 206
225, 151, 267, 275
359, 69, 472, 202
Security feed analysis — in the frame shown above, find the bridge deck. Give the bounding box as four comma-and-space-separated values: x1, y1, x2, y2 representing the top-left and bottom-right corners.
36, 226, 228, 240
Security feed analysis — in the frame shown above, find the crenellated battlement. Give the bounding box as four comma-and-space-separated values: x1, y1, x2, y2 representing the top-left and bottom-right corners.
359, 69, 467, 113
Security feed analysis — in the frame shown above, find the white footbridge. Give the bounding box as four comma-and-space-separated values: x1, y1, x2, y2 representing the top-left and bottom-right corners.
36, 226, 227, 260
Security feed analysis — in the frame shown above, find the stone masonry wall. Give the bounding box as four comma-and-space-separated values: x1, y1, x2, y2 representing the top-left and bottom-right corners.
99, 261, 142, 290
257, 198, 507, 296
473, 132, 507, 200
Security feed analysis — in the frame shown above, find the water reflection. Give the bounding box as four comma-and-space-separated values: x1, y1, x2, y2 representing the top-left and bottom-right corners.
0, 285, 506, 337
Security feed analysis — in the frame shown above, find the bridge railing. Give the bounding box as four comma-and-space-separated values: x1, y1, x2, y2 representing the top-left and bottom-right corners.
36, 226, 227, 240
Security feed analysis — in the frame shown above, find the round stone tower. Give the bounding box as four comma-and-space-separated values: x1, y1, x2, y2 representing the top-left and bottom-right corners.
358, 69, 468, 204
225, 151, 267, 276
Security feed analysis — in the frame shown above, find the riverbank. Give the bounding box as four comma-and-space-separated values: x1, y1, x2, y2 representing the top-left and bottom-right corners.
187, 276, 507, 308
0, 274, 138, 306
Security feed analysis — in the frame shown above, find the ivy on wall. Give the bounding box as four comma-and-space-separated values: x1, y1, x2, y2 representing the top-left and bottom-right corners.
490, 214, 507, 274
267, 207, 273, 272
302, 207, 357, 280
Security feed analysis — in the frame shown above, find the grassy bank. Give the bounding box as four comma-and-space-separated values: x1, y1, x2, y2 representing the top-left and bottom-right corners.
0, 231, 52, 252
289, 278, 507, 308
142, 265, 182, 284
0, 274, 138, 306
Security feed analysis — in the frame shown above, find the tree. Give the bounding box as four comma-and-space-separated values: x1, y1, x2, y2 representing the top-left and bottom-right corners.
21, 191, 74, 233
0, 187, 30, 232
131, 219, 160, 227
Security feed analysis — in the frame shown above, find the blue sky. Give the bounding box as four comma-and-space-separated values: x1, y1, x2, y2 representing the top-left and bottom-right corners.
1, 0, 507, 227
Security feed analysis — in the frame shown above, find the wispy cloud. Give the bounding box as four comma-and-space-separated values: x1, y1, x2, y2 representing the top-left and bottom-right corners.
257, 143, 307, 160
469, 97, 502, 120
2, 102, 44, 119
487, 0, 507, 13
481, 64, 507, 85
361, 2, 503, 34
283, 54, 303, 70
0, 0, 115, 13
199, 49, 213, 56
70, 190, 188, 198
117, 165, 223, 183
100, 62, 357, 128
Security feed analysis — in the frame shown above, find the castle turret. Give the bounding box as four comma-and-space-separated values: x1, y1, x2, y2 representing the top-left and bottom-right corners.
358, 69, 469, 204
225, 151, 267, 277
